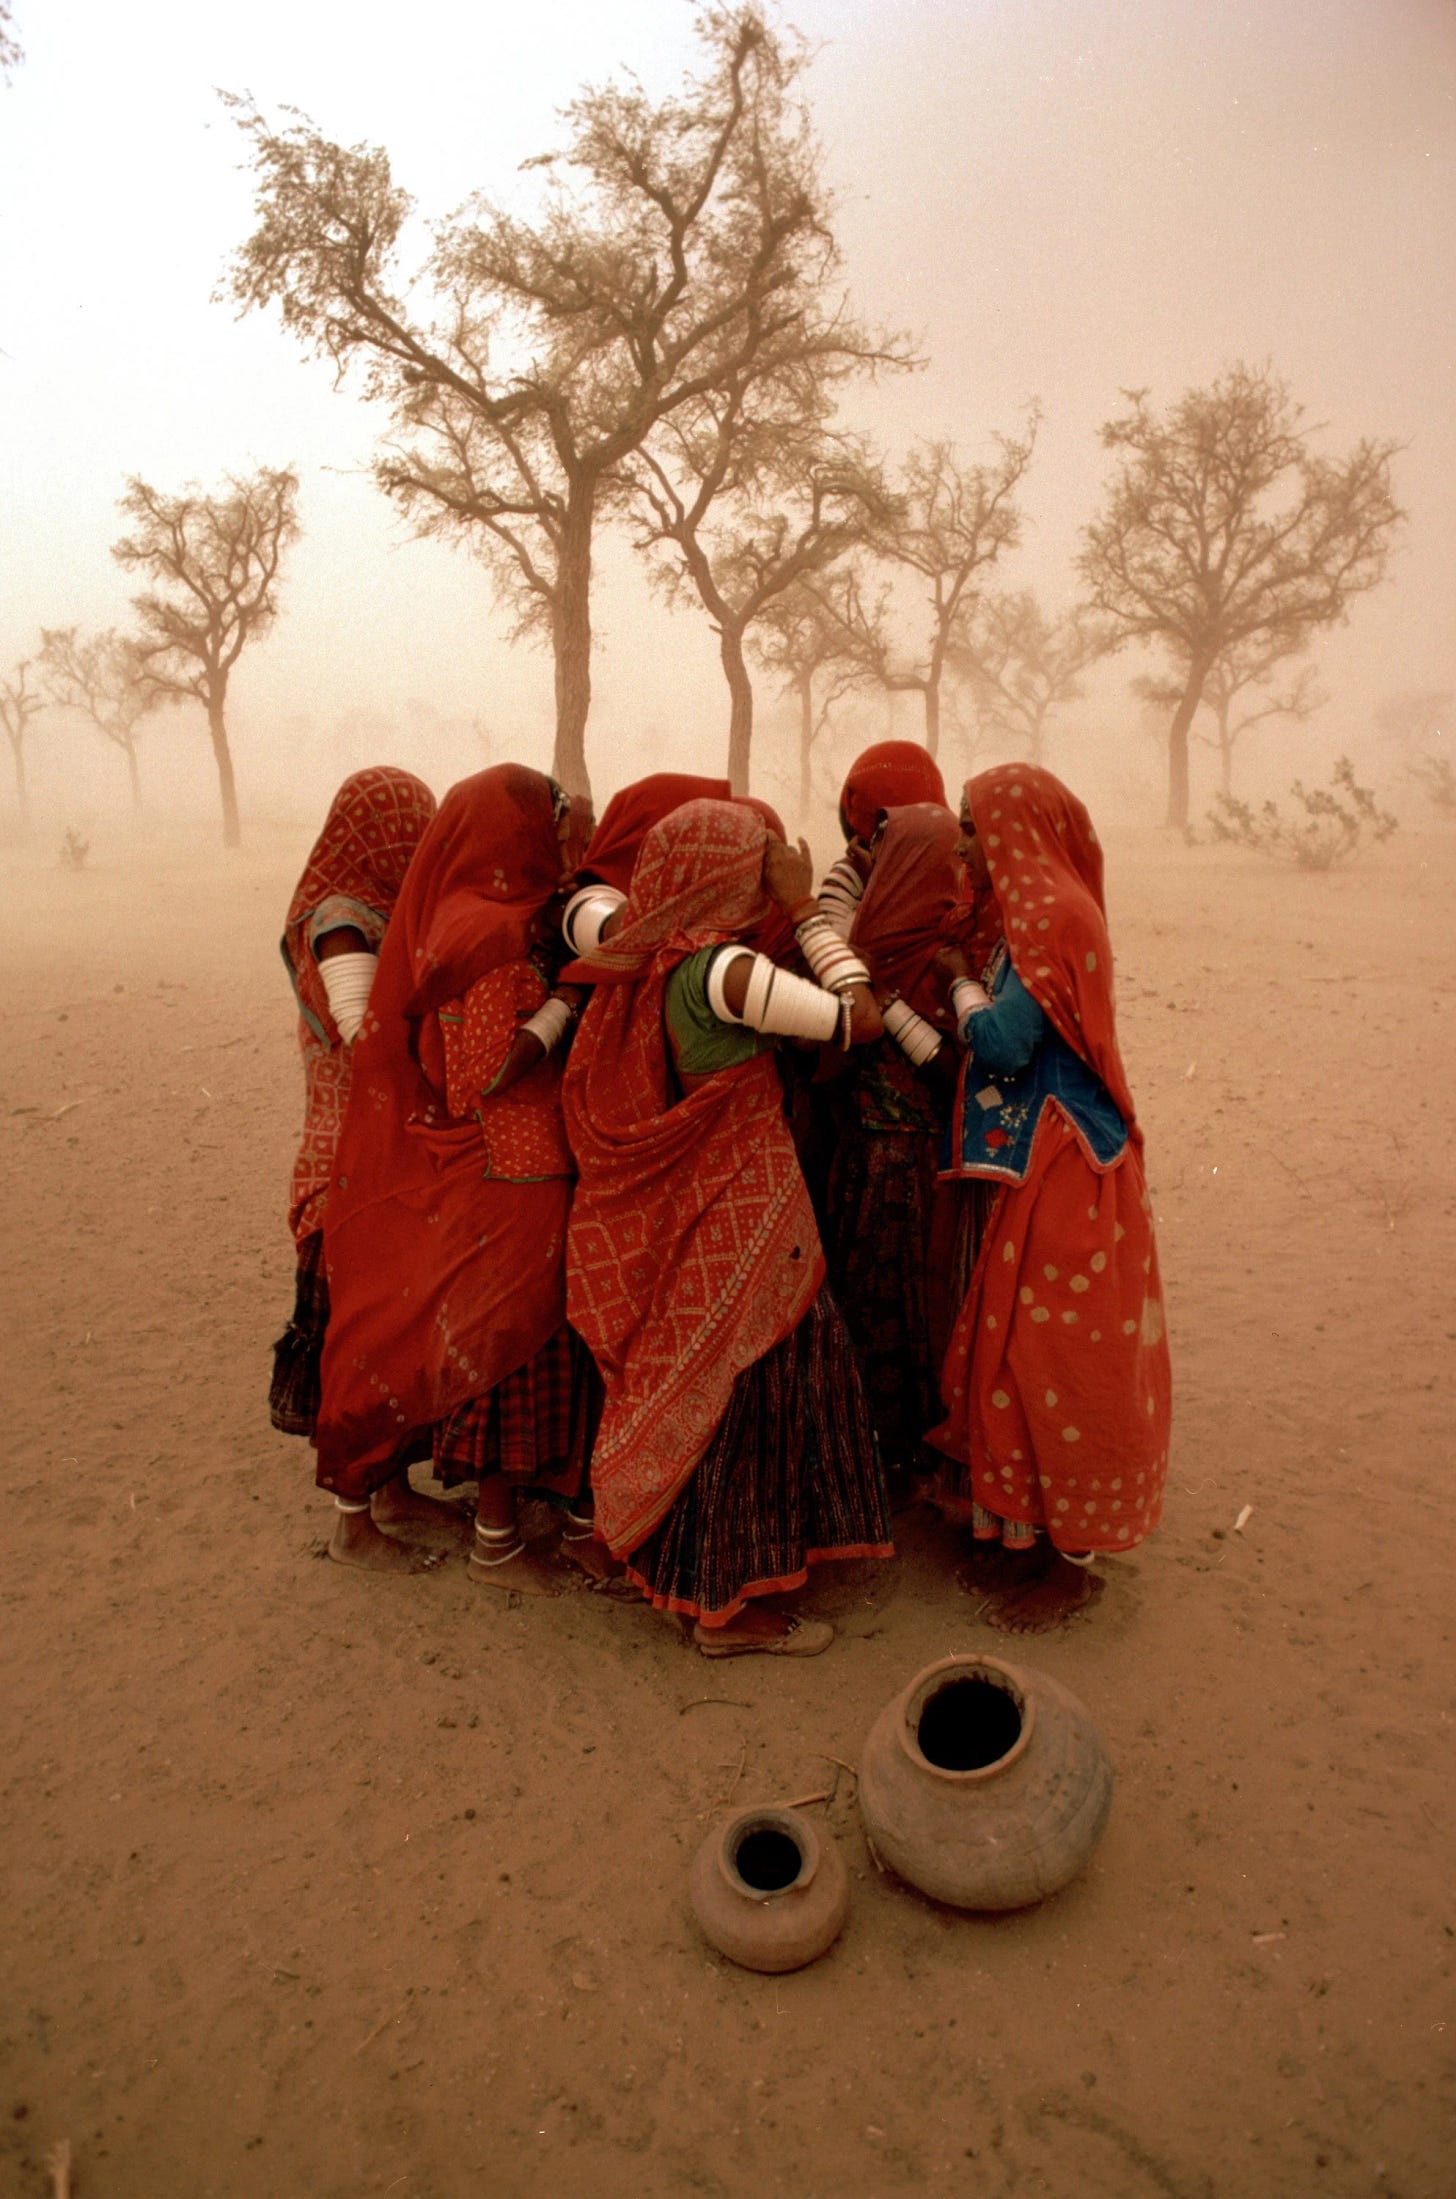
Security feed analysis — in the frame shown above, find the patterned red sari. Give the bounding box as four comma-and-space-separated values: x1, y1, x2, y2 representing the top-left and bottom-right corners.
839, 741, 946, 843
930, 766, 1172, 1554
315, 766, 572, 1497
579, 772, 732, 893
561, 801, 825, 1555
280, 767, 437, 1242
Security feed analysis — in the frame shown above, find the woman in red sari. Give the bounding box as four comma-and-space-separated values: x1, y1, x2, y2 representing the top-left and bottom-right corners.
818, 740, 948, 934
316, 764, 598, 1582
929, 765, 1172, 1631
270, 767, 436, 1463
563, 800, 892, 1655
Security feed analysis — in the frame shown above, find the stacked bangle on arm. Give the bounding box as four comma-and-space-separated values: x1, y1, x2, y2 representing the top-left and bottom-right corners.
817, 858, 865, 938
950, 975, 993, 1030
882, 995, 943, 1066
793, 909, 875, 1050
520, 993, 577, 1057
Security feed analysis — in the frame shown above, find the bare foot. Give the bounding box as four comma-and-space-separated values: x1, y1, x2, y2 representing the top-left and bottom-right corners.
468, 1540, 568, 1599
371, 1480, 472, 1544
985, 1553, 1103, 1634
957, 1540, 1039, 1598
693, 1611, 835, 1658
560, 1529, 625, 1585
329, 1509, 432, 1575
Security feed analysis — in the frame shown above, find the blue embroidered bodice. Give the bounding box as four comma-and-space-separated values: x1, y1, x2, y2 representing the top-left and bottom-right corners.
942, 957, 1128, 1183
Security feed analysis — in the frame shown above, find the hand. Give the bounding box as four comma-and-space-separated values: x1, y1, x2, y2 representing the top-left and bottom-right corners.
933, 943, 972, 986
486, 1028, 547, 1097
845, 983, 883, 1047
762, 833, 815, 913
552, 984, 587, 1015
844, 837, 874, 882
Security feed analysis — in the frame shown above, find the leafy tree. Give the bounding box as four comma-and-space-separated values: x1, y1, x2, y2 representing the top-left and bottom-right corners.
226, 7, 889, 801
39, 627, 158, 813
112, 468, 300, 847
955, 591, 1109, 766
751, 576, 868, 823
0, 655, 43, 829
1080, 364, 1401, 828
807, 427, 1036, 758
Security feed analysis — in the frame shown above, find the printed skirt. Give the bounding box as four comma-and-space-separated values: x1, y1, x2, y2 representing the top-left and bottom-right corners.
624, 1287, 892, 1628
432, 1323, 600, 1503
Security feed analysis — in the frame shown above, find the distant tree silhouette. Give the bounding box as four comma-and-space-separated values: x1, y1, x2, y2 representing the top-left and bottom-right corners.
0, 655, 43, 830
112, 468, 300, 847
226, 8, 899, 803
751, 576, 868, 824
39, 627, 158, 813
955, 591, 1109, 766
806, 427, 1036, 760
1134, 636, 1324, 799
1, 3, 22, 81
1081, 365, 1400, 828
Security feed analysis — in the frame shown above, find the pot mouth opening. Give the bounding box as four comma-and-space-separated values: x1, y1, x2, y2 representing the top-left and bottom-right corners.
730, 1821, 808, 1896
914, 1671, 1026, 1775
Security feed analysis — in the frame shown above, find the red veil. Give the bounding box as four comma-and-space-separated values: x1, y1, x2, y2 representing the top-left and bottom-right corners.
839, 741, 946, 844
562, 800, 823, 1554
850, 802, 965, 1028
281, 767, 437, 1041
316, 766, 570, 1495
579, 772, 732, 894
930, 765, 1170, 1554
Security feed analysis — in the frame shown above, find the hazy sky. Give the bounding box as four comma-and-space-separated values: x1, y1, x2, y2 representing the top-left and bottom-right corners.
2, 0, 1452, 826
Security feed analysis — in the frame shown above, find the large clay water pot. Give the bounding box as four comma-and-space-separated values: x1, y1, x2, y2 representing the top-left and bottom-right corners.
689, 1805, 850, 1973
858, 1654, 1113, 1910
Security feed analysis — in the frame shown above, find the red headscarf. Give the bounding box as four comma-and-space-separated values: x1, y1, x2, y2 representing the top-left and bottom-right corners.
579, 772, 732, 894
315, 765, 570, 1493
840, 741, 946, 845
964, 763, 1139, 1138
282, 767, 437, 1041
563, 800, 822, 1553
850, 803, 964, 1027
734, 794, 798, 962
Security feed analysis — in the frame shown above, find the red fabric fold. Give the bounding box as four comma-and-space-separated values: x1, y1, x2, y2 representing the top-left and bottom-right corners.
839, 740, 946, 844
579, 772, 732, 895
850, 802, 964, 1026
562, 800, 823, 1553
316, 766, 570, 1493
281, 767, 436, 1041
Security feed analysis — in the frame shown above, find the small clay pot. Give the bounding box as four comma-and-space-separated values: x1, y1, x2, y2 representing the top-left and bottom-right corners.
858, 1654, 1113, 1911
689, 1805, 849, 1973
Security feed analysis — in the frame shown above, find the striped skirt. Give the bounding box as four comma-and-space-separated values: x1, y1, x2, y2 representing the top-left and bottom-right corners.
624, 1287, 892, 1628
432, 1324, 600, 1503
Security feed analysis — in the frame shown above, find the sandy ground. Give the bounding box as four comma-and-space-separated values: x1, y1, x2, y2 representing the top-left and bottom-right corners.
2, 816, 1453, 2199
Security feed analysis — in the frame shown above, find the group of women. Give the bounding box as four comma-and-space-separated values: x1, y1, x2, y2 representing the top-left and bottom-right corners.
269, 741, 1172, 1654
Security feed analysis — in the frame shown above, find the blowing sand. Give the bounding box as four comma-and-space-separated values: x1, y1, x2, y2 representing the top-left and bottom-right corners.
2, 821, 1452, 2198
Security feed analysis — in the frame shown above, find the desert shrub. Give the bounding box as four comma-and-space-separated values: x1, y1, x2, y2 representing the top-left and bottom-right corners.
1206, 756, 1397, 870
59, 828, 90, 871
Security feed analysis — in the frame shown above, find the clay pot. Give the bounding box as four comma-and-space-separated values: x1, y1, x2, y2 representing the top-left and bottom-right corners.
858, 1654, 1113, 1910
689, 1805, 850, 1973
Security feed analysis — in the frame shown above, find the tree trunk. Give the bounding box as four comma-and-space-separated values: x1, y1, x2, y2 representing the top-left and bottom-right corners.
722, 618, 754, 795
1165, 662, 1209, 830
923, 678, 941, 760
124, 740, 142, 814
797, 674, 815, 829
1216, 704, 1234, 797
551, 485, 595, 802
207, 697, 241, 849
9, 736, 27, 830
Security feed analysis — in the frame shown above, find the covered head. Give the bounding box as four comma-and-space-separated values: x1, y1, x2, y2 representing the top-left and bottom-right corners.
961, 763, 1135, 1131
849, 803, 964, 1026
282, 766, 437, 1041
383, 764, 568, 1019
566, 798, 770, 984
839, 741, 947, 845
580, 771, 733, 895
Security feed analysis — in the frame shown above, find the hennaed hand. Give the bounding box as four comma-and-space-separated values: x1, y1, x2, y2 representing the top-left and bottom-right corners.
762, 832, 816, 912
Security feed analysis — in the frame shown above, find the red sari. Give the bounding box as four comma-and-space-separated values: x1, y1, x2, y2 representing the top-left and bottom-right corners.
280, 767, 437, 1243
579, 772, 732, 893
930, 766, 1172, 1554
839, 741, 946, 843
315, 766, 574, 1498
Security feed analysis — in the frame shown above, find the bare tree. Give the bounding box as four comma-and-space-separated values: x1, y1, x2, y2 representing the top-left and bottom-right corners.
39, 627, 158, 813
955, 591, 1109, 766
111, 468, 300, 847
0, 2, 22, 81
806, 427, 1036, 759
0, 655, 43, 829
1376, 689, 1455, 818
225, 8, 897, 801
1134, 636, 1324, 799
1080, 364, 1401, 828
631, 426, 895, 790
751, 576, 867, 824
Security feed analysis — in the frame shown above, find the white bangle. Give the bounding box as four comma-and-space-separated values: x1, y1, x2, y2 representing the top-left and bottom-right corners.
733, 954, 841, 1043
318, 951, 377, 1044
795, 913, 871, 996
520, 996, 573, 1055
882, 996, 942, 1066
562, 884, 627, 957
951, 977, 992, 1023
817, 859, 864, 939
